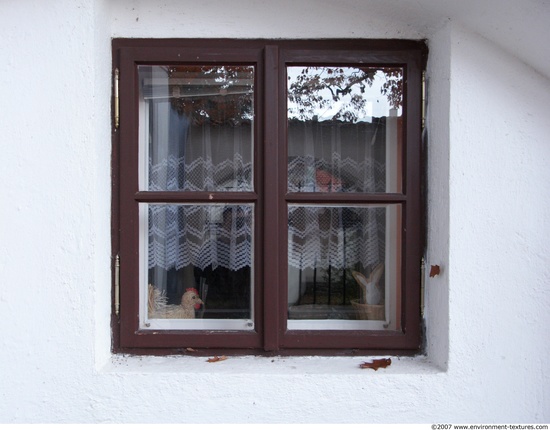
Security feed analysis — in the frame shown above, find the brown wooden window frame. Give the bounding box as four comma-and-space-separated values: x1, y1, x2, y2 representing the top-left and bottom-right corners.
112, 38, 427, 355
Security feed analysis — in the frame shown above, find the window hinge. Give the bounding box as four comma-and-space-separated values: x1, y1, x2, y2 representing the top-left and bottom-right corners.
114, 68, 120, 130
115, 254, 120, 317
420, 257, 426, 318
421, 70, 426, 130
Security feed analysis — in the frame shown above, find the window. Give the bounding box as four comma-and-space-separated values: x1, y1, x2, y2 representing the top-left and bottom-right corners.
112, 39, 426, 354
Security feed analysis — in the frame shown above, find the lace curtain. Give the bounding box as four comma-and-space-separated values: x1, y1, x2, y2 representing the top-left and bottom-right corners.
146, 102, 388, 273
287, 119, 388, 271
147, 101, 253, 272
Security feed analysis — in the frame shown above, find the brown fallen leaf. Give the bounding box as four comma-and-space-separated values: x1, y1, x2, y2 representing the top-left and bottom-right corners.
359, 358, 391, 370
429, 265, 441, 277
207, 355, 228, 363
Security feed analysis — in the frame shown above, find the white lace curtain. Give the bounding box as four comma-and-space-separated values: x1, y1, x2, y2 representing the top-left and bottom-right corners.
147, 103, 387, 273
287, 119, 388, 271
147, 101, 253, 272
287, 205, 384, 271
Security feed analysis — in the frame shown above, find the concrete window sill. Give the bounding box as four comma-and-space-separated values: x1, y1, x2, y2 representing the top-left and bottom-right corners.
101, 354, 445, 375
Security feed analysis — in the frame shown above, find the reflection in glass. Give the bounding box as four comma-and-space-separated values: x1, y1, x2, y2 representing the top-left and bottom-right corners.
139, 65, 254, 192
287, 66, 403, 193
287, 204, 401, 330
146, 204, 253, 321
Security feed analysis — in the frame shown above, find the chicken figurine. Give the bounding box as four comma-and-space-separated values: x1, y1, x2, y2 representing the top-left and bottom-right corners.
148, 284, 203, 319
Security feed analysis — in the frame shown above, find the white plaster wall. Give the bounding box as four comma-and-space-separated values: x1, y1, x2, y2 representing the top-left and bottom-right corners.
446, 26, 550, 415
0, 0, 548, 423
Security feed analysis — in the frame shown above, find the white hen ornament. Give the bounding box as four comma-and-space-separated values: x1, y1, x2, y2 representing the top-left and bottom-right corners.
148, 284, 204, 319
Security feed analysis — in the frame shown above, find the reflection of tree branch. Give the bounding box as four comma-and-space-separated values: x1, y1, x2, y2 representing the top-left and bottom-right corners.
289, 67, 402, 122
169, 66, 254, 125
334, 72, 373, 99
327, 85, 337, 101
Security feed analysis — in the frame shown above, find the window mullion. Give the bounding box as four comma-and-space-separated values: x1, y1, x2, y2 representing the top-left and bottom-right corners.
262, 45, 282, 351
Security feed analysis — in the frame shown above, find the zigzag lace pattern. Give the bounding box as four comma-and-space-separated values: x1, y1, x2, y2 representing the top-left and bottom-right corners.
148, 204, 253, 271
288, 154, 385, 193
148, 152, 253, 271
149, 154, 252, 192
288, 205, 384, 270
147, 152, 387, 271
287, 151, 387, 270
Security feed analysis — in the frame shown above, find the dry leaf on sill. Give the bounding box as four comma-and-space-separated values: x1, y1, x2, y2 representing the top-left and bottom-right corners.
359, 358, 391, 370
207, 355, 228, 363
186, 347, 197, 352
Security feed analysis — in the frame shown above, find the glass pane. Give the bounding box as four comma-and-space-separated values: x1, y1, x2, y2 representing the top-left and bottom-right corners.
287, 66, 403, 193
139, 65, 254, 192
142, 203, 254, 329
287, 204, 402, 331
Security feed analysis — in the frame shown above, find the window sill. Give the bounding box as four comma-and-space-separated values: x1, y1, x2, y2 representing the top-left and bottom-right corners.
100, 353, 444, 375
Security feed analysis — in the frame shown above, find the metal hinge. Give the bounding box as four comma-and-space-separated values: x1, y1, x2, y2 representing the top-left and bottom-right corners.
421, 70, 426, 130
114, 254, 120, 317
114, 68, 120, 130
420, 257, 426, 318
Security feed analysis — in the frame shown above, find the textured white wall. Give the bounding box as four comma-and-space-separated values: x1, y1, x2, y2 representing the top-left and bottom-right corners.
0, 0, 548, 423
446, 26, 550, 415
